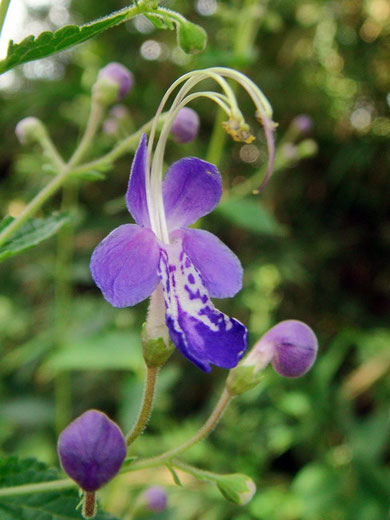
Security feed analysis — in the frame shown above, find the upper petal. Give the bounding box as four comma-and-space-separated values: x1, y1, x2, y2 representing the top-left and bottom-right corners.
171, 228, 243, 298
126, 134, 150, 227
90, 224, 159, 307
163, 158, 222, 230
158, 240, 247, 372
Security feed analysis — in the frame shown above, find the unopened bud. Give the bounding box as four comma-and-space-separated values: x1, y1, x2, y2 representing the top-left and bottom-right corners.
94, 63, 134, 105
177, 20, 207, 54
171, 107, 200, 143
57, 410, 126, 496
227, 320, 318, 394
292, 114, 313, 134
15, 117, 47, 145
216, 474, 256, 505
296, 139, 318, 159
142, 486, 167, 512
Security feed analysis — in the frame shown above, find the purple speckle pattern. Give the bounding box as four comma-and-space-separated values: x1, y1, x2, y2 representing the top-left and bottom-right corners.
158, 240, 247, 372
262, 320, 318, 378
98, 62, 134, 100
57, 410, 126, 492
142, 486, 167, 512
171, 107, 200, 143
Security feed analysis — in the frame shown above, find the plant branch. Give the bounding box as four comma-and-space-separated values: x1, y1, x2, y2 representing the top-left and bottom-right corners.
126, 365, 159, 446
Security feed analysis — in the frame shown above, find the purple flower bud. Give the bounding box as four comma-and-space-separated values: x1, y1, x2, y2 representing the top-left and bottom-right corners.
292, 115, 313, 134
110, 104, 130, 119
259, 320, 318, 378
170, 107, 200, 143
98, 62, 134, 101
57, 410, 126, 492
15, 117, 46, 145
142, 486, 167, 512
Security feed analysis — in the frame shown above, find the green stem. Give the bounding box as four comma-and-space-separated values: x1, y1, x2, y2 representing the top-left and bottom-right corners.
172, 459, 219, 482
54, 183, 78, 433
70, 114, 166, 177
68, 101, 104, 167
126, 365, 159, 446
206, 0, 262, 168
0, 478, 75, 497
0, 0, 11, 37
126, 388, 233, 471
0, 389, 233, 498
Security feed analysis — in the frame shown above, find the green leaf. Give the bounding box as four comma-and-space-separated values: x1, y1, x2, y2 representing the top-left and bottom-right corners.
216, 196, 286, 236
0, 213, 72, 262
166, 465, 184, 487
0, 456, 119, 520
0, 6, 135, 74
39, 330, 144, 380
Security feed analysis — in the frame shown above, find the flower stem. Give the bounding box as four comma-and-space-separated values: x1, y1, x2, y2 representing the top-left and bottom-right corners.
0, 478, 75, 497
126, 365, 159, 446
126, 388, 233, 471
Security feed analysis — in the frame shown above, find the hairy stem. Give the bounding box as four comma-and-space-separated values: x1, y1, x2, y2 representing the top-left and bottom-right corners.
127, 388, 233, 471
126, 365, 159, 446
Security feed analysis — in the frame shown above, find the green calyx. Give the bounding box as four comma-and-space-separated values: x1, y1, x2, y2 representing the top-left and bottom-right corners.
226, 364, 263, 396
177, 20, 207, 54
142, 323, 175, 367
216, 473, 256, 505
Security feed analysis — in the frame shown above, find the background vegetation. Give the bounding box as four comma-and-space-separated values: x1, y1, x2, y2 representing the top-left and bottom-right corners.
0, 0, 389, 519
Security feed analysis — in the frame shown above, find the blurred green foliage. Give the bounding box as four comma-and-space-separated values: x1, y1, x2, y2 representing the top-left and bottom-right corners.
0, 0, 389, 519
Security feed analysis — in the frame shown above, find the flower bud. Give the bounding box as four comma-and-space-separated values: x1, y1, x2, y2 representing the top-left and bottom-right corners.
292, 114, 313, 134
93, 63, 134, 105
15, 117, 47, 145
177, 20, 207, 54
216, 474, 256, 505
171, 107, 200, 143
57, 410, 126, 493
142, 486, 167, 512
296, 139, 318, 159
227, 320, 318, 394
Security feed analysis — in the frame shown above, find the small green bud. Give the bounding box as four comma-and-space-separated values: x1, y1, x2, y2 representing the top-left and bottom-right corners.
92, 77, 122, 106
216, 474, 256, 505
296, 139, 318, 159
15, 117, 47, 146
177, 21, 207, 54
142, 323, 174, 368
226, 365, 263, 396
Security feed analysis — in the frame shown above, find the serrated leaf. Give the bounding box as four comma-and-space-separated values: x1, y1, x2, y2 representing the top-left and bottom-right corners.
0, 7, 133, 74
0, 212, 72, 262
216, 196, 286, 236
0, 456, 119, 520
166, 465, 183, 487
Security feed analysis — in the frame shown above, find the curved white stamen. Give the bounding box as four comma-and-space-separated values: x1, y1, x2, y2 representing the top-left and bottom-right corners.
146, 67, 276, 243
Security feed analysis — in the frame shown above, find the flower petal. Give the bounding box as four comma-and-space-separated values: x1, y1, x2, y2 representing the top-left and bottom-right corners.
126, 134, 150, 227
171, 228, 243, 298
158, 240, 247, 372
163, 157, 222, 230
90, 224, 159, 307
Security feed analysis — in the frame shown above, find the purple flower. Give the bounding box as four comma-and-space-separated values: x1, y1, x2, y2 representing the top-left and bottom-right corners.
90, 134, 247, 372
171, 107, 200, 143
142, 486, 167, 512
98, 62, 134, 101
249, 320, 318, 378
57, 410, 126, 492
